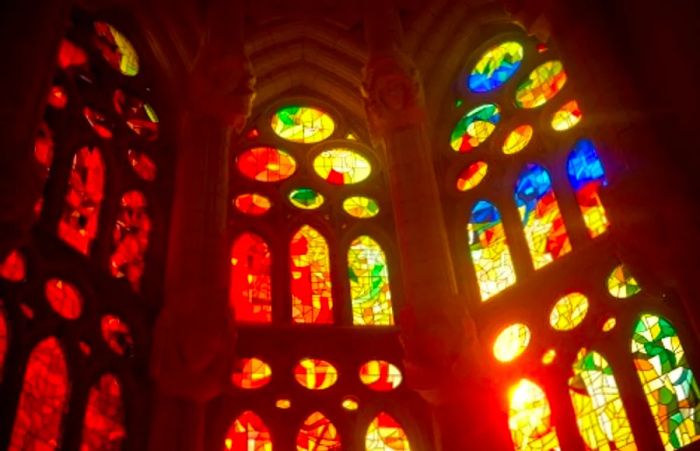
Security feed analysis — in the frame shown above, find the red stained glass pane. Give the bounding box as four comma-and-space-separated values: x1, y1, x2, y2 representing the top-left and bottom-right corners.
233, 193, 272, 216
0, 305, 7, 382
224, 411, 272, 451
58, 146, 105, 254
290, 225, 333, 324
0, 250, 26, 282
83, 107, 113, 139
58, 39, 87, 69
237, 147, 296, 182
35, 121, 54, 169
294, 358, 338, 390
127, 150, 157, 181
80, 374, 126, 451
44, 278, 83, 319
359, 360, 403, 391
9, 337, 69, 450
297, 411, 341, 450
48, 85, 68, 109
230, 233, 272, 323
101, 315, 134, 356
110, 191, 151, 290
231, 357, 272, 389
113, 90, 159, 141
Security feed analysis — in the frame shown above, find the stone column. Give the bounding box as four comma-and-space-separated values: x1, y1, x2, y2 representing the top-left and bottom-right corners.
362, 2, 512, 448
147, 1, 255, 450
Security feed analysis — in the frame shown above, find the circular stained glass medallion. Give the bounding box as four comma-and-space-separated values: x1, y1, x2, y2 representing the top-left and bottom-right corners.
289, 188, 324, 210
236, 147, 296, 182
468, 41, 524, 93
342, 196, 380, 218
313, 148, 371, 185
515, 60, 567, 109
271, 106, 335, 143
450, 104, 500, 152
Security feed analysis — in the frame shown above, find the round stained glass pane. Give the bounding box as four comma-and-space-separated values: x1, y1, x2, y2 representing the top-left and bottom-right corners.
93, 22, 139, 76
502, 124, 533, 155
289, 188, 324, 210
237, 147, 296, 182
549, 292, 589, 331
234, 193, 272, 216
515, 61, 567, 108
468, 41, 524, 93
456, 161, 488, 191
450, 104, 500, 152
231, 357, 272, 389
607, 264, 641, 298
493, 323, 530, 362
359, 360, 402, 391
342, 196, 380, 219
313, 148, 371, 185
294, 358, 338, 390
271, 106, 335, 143
551, 100, 582, 131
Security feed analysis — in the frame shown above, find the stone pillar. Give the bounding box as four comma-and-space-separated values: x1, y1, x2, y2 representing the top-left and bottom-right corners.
147, 1, 255, 450
362, 2, 512, 449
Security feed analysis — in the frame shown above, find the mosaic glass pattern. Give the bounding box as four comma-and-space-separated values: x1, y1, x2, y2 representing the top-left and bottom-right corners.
569, 349, 636, 450
503, 124, 533, 155
508, 379, 561, 451
271, 105, 335, 143
494, 323, 531, 362
101, 315, 134, 356
58, 146, 105, 255
297, 411, 341, 450
342, 196, 380, 219
83, 106, 113, 139
93, 22, 139, 76
294, 358, 338, 390
366, 412, 411, 450
45, 278, 83, 319
468, 200, 516, 301
632, 314, 700, 450
234, 193, 272, 216
607, 264, 641, 299
0, 249, 26, 282
313, 148, 371, 185
549, 292, 589, 331
230, 232, 272, 323
567, 139, 609, 237
468, 41, 524, 93
289, 188, 324, 210
348, 235, 393, 326
237, 147, 296, 182
0, 306, 6, 381
290, 226, 333, 324
113, 90, 159, 141
359, 360, 403, 391
552, 100, 582, 131
515, 164, 571, 269
456, 161, 488, 191
110, 191, 151, 290
450, 104, 501, 152
127, 150, 156, 181
515, 61, 567, 109
224, 411, 272, 451
10, 337, 69, 450
80, 373, 125, 451
232, 357, 272, 389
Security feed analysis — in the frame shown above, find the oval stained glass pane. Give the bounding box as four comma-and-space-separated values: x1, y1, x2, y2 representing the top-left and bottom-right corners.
297, 412, 340, 450
450, 104, 500, 152
493, 323, 531, 362
225, 411, 272, 451
289, 188, 324, 210
549, 292, 588, 331
93, 22, 139, 76
83, 107, 113, 139
271, 106, 335, 143
127, 150, 157, 181
515, 61, 567, 108
366, 412, 411, 450
45, 278, 83, 319
359, 360, 402, 391
607, 264, 640, 298
342, 196, 380, 219
101, 315, 134, 356
113, 90, 159, 141
237, 147, 296, 182
468, 41, 524, 93
233, 193, 271, 216
232, 357, 272, 389
0, 249, 26, 282
294, 358, 338, 390
313, 148, 371, 185
81, 373, 126, 450
552, 100, 582, 131
456, 161, 488, 191
502, 124, 533, 155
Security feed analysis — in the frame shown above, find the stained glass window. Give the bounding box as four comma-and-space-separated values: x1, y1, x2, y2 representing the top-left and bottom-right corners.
224, 411, 273, 451
508, 379, 561, 451
359, 360, 403, 391
342, 196, 380, 219
502, 125, 533, 155
290, 226, 333, 324
567, 140, 609, 238
294, 358, 338, 390
468, 41, 524, 93
297, 411, 341, 450
271, 106, 335, 143
230, 232, 272, 323
232, 358, 272, 389
365, 412, 411, 450
468, 200, 516, 300
237, 147, 297, 182
552, 100, 582, 131
289, 188, 325, 210
101, 315, 134, 356
110, 191, 151, 290
450, 104, 501, 152
515, 61, 567, 109
607, 264, 641, 299
45, 278, 83, 319
313, 148, 372, 185
549, 292, 588, 331
632, 314, 700, 450
234, 193, 272, 216
10, 337, 69, 450
347, 235, 393, 326
81, 374, 126, 451
568, 349, 636, 450
0, 249, 26, 282
493, 323, 531, 362
515, 164, 571, 269
93, 21, 139, 76
456, 161, 488, 191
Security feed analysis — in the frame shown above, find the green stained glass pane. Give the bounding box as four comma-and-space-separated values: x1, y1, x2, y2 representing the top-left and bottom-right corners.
342, 196, 380, 219
289, 188, 324, 210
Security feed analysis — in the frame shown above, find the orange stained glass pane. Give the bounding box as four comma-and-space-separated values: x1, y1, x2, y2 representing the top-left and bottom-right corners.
493, 323, 531, 362
45, 278, 83, 319
508, 379, 561, 451
366, 412, 411, 451
110, 191, 151, 290
0, 250, 26, 282
549, 292, 589, 331
602, 317, 617, 332
10, 337, 69, 451
0, 305, 6, 381
232, 358, 272, 389
48, 85, 68, 109
313, 148, 372, 185
607, 264, 641, 299
35, 121, 54, 169
276, 398, 292, 409
542, 349, 556, 366
234, 193, 272, 216
342, 196, 380, 219
290, 225, 333, 324
359, 360, 403, 391
271, 105, 335, 143
224, 411, 273, 451
515, 61, 567, 109
569, 349, 636, 450
341, 396, 359, 411
237, 147, 296, 182
80, 374, 126, 451
230, 233, 272, 323
297, 411, 341, 451
59, 146, 105, 255
101, 315, 134, 356
113, 90, 159, 141
456, 161, 488, 191
552, 100, 582, 131
503, 124, 534, 155
58, 39, 87, 69
127, 150, 157, 181
93, 22, 139, 76
348, 235, 394, 326
83, 106, 114, 139
294, 358, 338, 390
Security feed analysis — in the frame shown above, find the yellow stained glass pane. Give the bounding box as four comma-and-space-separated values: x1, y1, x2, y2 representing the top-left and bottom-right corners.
359, 360, 402, 391
94, 22, 139, 76
231, 357, 272, 389
602, 317, 617, 332
515, 61, 567, 109
366, 412, 411, 451
297, 412, 341, 450
493, 323, 530, 362
456, 161, 488, 191
549, 292, 589, 331
450, 104, 500, 152
468, 41, 524, 93
348, 236, 393, 326
552, 100, 582, 131
607, 264, 641, 299
290, 225, 333, 324
341, 396, 359, 411
342, 196, 380, 219
294, 358, 338, 390
271, 106, 335, 143
503, 125, 533, 155
542, 349, 556, 366
508, 379, 561, 451
313, 149, 371, 185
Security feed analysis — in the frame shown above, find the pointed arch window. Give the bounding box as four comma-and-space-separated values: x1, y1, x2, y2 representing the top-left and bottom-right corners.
290, 225, 334, 324
81, 373, 126, 450
297, 411, 341, 450
347, 235, 393, 326
365, 412, 411, 450
567, 140, 609, 238
508, 379, 560, 450
230, 232, 272, 323
224, 411, 273, 451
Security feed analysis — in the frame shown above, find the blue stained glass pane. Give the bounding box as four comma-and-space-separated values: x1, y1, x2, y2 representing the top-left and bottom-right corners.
468, 42, 524, 93
471, 200, 501, 224
515, 164, 552, 214
567, 139, 608, 191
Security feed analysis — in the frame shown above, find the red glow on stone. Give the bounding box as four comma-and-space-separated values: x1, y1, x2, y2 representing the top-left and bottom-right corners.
19, 303, 34, 319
